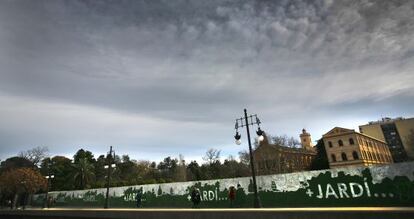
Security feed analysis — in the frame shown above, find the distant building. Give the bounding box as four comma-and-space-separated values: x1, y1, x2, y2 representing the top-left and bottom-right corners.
322, 127, 393, 168
359, 117, 414, 162
253, 129, 316, 175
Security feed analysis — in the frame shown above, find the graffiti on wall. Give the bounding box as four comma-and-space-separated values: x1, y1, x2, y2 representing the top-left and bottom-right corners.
31, 162, 414, 208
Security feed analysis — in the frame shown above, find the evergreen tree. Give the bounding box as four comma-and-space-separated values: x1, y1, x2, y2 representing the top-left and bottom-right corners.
310, 139, 329, 170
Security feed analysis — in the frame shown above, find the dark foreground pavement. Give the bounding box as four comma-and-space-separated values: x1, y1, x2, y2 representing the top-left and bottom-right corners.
1, 207, 414, 219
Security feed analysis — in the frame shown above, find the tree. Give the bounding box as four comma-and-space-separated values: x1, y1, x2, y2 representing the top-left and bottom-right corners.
40, 156, 73, 191
18, 146, 49, 167
73, 149, 96, 164
187, 160, 201, 181
72, 158, 95, 189
310, 139, 329, 170
238, 150, 250, 165
222, 156, 250, 178
117, 155, 140, 186
272, 135, 301, 148
94, 155, 107, 188
0, 168, 46, 208
137, 160, 158, 184
0, 157, 35, 173
203, 148, 221, 164
157, 156, 178, 182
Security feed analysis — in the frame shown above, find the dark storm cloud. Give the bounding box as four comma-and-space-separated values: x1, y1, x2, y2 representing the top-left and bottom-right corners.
0, 0, 413, 161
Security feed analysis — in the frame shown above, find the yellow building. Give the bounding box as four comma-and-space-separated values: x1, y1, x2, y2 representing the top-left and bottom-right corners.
359, 117, 414, 162
322, 127, 393, 168
253, 130, 316, 175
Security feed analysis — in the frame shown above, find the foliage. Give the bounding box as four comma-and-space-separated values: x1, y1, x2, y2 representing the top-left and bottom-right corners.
0, 157, 35, 173
72, 158, 95, 189
157, 156, 178, 182
0, 167, 46, 195
0, 145, 330, 192
40, 156, 73, 191
187, 160, 202, 181
93, 155, 107, 188
73, 149, 96, 164
310, 139, 330, 170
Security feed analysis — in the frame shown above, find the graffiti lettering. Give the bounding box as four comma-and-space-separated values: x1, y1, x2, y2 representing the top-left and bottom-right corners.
208, 191, 215, 201
315, 182, 372, 199
337, 183, 349, 198
202, 191, 208, 201
124, 193, 137, 202
349, 183, 363, 198
200, 189, 220, 201
325, 184, 339, 198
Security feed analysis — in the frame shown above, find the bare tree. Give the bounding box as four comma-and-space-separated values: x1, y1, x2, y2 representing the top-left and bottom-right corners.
18, 146, 49, 167
287, 136, 301, 148
203, 148, 221, 164
272, 135, 301, 148
238, 150, 250, 165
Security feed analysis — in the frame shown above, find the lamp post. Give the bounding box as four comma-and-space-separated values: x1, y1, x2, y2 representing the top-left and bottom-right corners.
234, 109, 264, 208
43, 159, 54, 208
104, 146, 116, 209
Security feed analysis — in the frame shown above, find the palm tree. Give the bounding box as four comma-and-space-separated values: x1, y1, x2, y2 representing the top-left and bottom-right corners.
72, 158, 95, 189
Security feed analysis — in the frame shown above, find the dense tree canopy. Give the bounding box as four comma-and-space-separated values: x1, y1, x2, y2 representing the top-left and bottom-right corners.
0, 167, 47, 201
0, 157, 35, 173
72, 158, 95, 189
73, 149, 95, 164
0, 141, 328, 193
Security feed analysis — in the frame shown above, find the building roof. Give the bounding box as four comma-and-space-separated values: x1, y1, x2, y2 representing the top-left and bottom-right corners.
322, 127, 387, 144
361, 117, 414, 125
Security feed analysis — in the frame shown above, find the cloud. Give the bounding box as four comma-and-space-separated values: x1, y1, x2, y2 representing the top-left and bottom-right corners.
0, 0, 413, 161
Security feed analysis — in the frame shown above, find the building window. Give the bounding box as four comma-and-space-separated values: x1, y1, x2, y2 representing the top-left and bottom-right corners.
331, 154, 336, 162
352, 151, 359, 160
328, 141, 333, 148
338, 140, 344, 146
349, 138, 355, 145
341, 152, 348, 161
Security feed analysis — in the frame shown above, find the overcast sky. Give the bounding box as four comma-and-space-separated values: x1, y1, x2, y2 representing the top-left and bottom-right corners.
1, 0, 413, 163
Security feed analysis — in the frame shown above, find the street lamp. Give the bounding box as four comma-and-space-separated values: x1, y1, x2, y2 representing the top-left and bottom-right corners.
104, 146, 116, 209
43, 159, 54, 208
234, 109, 263, 208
